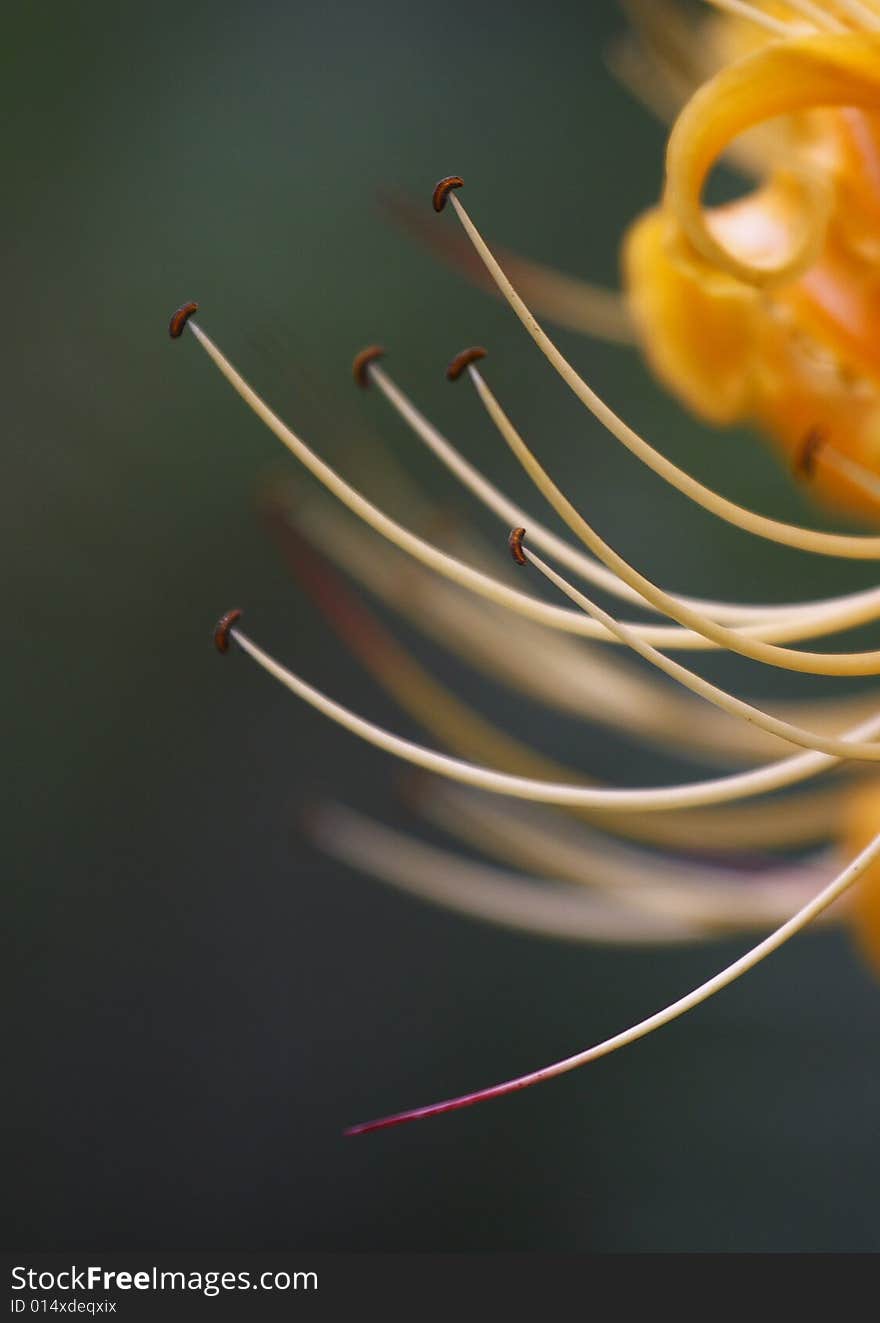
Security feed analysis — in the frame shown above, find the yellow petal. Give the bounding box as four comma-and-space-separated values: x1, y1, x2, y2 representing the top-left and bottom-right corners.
623, 206, 760, 423
665, 32, 880, 287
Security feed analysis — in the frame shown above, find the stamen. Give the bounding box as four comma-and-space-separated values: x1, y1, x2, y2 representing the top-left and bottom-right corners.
311, 803, 720, 945
621, 0, 703, 82
611, 789, 847, 850
169, 301, 199, 339
446, 345, 487, 382
432, 175, 464, 213
508, 525, 527, 565
344, 828, 880, 1133
616, 0, 712, 121
802, 435, 880, 504
512, 529, 880, 761
266, 506, 852, 848
830, 0, 880, 28
223, 620, 880, 811
352, 345, 386, 388
468, 363, 880, 675
793, 426, 826, 478
606, 32, 693, 130
288, 487, 878, 772
780, 0, 846, 30
184, 320, 666, 645
368, 355, 880, 636
442, 188, 880, 559
699, 0, 808, 36
213, 608, 242, 654
384, 191, 636, 343
419, 783, 833, 923
365, 354, 681, 617
613, 0, 774, 178
283, 492, 857, 783
195, 319, 879, 657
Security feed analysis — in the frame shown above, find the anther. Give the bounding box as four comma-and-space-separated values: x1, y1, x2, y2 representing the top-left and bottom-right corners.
794, 426, 826, 479
214, 608, 243, 654
509, 527, 527, 565
352, 345, 386, 388
169, 301, 199, 339
432, 176, 464, 213
446, 346, 487, 382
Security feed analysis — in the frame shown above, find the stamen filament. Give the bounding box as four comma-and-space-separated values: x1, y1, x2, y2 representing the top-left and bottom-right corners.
371, 356, 880, 645
312, 803, 710, 945
446, 190, 880, 559
831, 0, 880, 28
612, 0, 730, 138
418, 783, 832, 921
470, 365, 880, 676
184, 320, 880, 663
810, 439, 880, 504
344, 827, 880, 1134
183, 320, 678, 644
519, 535, 880, 759
324, 801, 834, 935
267, 508, 851, 850
780, 0, 846, 31
291, 491, 879, 770
382, 194, 636, 344
700, 0, 808, 36
226, 622, 880, 810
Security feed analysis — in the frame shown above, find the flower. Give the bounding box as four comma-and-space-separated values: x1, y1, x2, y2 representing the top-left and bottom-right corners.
625, 4, 880, 521
170, 0, 880, 1133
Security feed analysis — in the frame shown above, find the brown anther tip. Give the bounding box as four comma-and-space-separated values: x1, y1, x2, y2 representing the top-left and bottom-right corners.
794, 426, 825, 479
169, 301, 199, 339
509, 527, 527, 565
352, 345, 386, 388
214, 608, 242, 654
432, 176, 464, 213
446, 346, 487, 382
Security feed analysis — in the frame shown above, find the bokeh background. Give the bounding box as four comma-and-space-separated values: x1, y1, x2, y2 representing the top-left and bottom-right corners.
7, 0, 880, 1252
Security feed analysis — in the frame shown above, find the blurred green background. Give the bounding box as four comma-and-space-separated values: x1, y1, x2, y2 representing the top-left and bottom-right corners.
6, 0, 880, 1251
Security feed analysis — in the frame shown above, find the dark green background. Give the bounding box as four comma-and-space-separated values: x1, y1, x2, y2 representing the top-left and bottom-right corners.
6, 0, 880, 1251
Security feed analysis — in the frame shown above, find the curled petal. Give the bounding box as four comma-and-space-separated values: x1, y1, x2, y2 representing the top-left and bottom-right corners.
665, 33, 880, 286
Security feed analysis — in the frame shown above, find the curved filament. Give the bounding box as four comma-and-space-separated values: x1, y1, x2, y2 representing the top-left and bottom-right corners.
345, 826, 880, 1134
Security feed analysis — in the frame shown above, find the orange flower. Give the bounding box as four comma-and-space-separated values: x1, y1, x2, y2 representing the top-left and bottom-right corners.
626, 19, 880, 519
170, 0, 880, 1131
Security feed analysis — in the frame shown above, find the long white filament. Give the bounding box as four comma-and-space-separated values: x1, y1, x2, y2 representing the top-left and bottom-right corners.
228, 624, 880, 807
187, 320, 880, 664
417, 782, 833, 923
371, 359, 880, 644
518, 539, 880, 759
447, 191, 880, 560
345, 825, 880, 1133
312, 804, 710, 945
291, 492, 879, 768
257, 512, 854, 846
369, 362, 761, 624
186, 321, 764, 649
470, 365, 880, 676
315, 802, 835, 943
179, 0, 880, 1139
